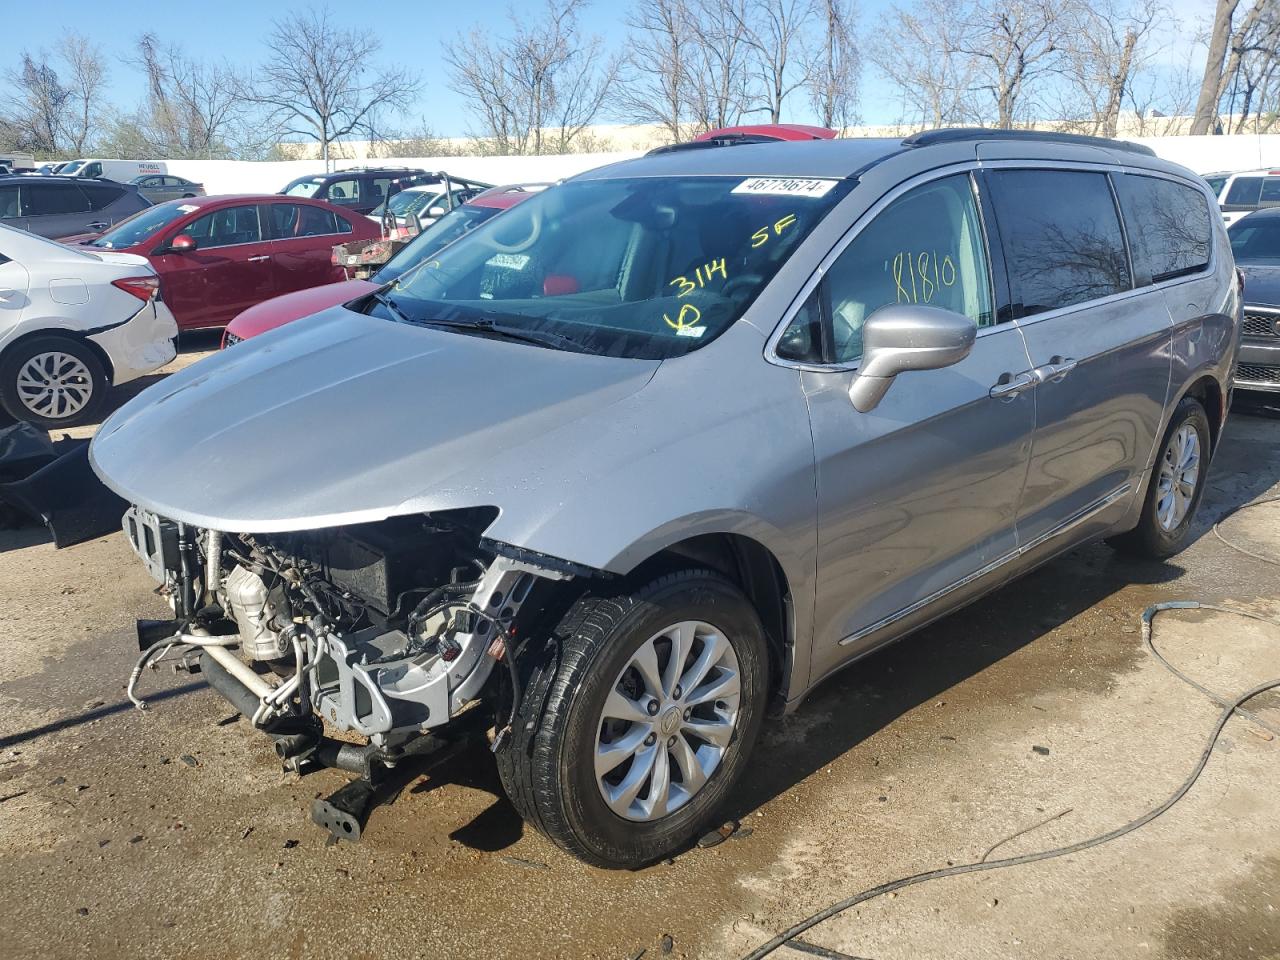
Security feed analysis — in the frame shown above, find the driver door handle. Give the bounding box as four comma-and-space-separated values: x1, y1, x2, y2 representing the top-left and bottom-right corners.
989, 371, 1037, 400
1043, 356, 1077, 382
87, 220, 109, 231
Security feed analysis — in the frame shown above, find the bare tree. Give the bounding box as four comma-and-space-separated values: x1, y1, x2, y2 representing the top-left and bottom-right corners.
1059, 0, 1164, 137
685, 0, 756, 132
2, 33, 107, 156
247, 10, 421, 168
448, 0, 619, 155
56, 33, 107, 153
805, 0, 861, 130
1221, 0, 1280, 132
958, 0, 1069, 128
1191, 0, 1243, 134
871, 0, 979, 128
619, 0, 694, 143
132, 35, 249, 159
736, 0, 817, 123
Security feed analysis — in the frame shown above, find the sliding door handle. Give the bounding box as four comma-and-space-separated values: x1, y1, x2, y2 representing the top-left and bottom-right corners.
989, 371, 1037, 400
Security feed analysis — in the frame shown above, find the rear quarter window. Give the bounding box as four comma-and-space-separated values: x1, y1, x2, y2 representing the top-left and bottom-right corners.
80, 182, 127, 210
1113, 174, 1213, 285
988, 169, 1132, 317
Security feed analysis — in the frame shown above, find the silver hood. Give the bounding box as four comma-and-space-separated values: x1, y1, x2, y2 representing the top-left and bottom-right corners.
90, 306, 659, 532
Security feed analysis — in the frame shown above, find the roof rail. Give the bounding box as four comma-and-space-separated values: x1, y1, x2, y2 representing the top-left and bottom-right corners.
901, 127, 1156, 157
646, 133, 787, 156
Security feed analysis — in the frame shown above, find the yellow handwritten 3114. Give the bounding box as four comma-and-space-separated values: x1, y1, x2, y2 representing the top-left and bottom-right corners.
889, 250, 958, 305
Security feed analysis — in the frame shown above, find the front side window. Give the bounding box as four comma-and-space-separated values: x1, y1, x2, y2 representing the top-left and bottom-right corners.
1113, 174, 1212, 285
381, 175, 853, 360
1229, 217, 1280, 263
22, 184, 89, 216
0, 186, 18, 219
989, 169, 1131, 317
778, 174, 994, 364
374, 205, 501, 284
1225, 177, 1263, 207
325, 178, 359, 203
183, 205, 263, 248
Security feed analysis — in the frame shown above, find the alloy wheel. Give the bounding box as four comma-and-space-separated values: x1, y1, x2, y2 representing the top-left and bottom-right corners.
15, 351, 95, 421
595, 620, 741, 822
1155, 423, 1201, 531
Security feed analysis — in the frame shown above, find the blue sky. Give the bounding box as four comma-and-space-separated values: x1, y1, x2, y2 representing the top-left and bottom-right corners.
11, 0, 1213, 138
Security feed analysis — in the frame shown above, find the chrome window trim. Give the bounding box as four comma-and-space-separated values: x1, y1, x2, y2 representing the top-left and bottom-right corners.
764, 161, 999, 373
839, 481, 1132, 646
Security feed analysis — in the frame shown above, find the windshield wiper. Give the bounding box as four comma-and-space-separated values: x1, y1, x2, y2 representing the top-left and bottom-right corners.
371, 290, 414, 326
416, 317, 580, 352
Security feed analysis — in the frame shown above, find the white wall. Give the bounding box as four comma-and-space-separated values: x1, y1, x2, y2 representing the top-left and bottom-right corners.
1122, 134, 1280, 173
162, 152, 643, 195
160, 135, 1280, 196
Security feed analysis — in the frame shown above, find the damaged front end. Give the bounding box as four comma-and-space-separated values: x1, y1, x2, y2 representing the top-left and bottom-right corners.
124, 505, 578, 837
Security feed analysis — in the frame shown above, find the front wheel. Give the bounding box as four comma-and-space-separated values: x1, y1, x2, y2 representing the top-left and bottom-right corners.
496, 569, 769, 868
1109, 396, 1211, 559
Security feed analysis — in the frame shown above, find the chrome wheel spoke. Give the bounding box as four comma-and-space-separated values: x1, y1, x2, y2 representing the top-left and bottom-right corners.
595, 618, 740, 822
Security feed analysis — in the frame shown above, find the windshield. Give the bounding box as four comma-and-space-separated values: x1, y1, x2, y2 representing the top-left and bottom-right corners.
1203, 175, 1228, 197
371, 189, 440, 221
378, 175, 852, 359
373, 205, 503, 284
60, 160, 85, 175
284, 179, 323, 198
1230, 217, 1280, 263
88, 203, 192, 248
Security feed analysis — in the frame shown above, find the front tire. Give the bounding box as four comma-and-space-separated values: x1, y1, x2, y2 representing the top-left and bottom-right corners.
0, 335, 108, 428
496, 569, 769, 868
1109, 396, 1211, 559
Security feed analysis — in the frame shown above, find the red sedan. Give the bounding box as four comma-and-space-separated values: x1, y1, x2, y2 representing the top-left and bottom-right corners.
221, 186, 538, 345
67, 195, 379, 330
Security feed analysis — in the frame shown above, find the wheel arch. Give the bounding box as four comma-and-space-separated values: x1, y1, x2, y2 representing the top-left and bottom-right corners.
1179, 372, 1225, 454
623, 532, 795, 710
0, 326, 116, 383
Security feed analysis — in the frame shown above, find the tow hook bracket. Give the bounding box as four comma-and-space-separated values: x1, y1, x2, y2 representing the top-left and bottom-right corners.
312, 779, 378, 843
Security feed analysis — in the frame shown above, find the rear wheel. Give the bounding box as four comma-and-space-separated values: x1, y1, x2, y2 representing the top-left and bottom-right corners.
0, 335, 108, 428
1109, 396, 1210, 559
495, 569, 768, 868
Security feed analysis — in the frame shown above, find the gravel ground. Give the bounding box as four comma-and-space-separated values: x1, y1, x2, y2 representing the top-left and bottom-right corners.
1, 342, 1277, 960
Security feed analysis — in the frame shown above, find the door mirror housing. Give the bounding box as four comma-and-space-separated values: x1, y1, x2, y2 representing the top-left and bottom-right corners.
427, 205, 446, 218
848, 304, 977, 412
168, 233, 197, 253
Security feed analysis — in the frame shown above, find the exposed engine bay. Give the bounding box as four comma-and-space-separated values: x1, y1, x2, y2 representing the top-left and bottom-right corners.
123, 504, 579, 833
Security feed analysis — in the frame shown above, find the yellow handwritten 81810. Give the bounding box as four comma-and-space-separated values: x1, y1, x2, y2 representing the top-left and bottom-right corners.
888, 250, 958, 305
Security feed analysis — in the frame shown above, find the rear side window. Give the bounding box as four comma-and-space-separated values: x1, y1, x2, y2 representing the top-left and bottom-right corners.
21, 183, 90, 216
1225, 177, 1263, 207
1113, 174, 1212, 285
268, 203, 341, 238
988, 169, 1131, 317
80, 182, 126, 210
325, 178, 359, 202
1262, 178, 1280, 206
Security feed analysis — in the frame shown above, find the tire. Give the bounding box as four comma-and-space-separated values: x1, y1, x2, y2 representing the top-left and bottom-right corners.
0, 334, 109, 429
495, 569, 769, 868
1109, 396, 1211, 559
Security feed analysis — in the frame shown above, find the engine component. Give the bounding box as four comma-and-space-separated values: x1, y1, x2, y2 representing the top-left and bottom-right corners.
224, 564, 287, 661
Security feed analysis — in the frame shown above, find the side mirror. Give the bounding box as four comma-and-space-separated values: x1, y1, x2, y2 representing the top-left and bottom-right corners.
168, 233, 197, 253
427, 205, 446, 218
849, 304, 976, 412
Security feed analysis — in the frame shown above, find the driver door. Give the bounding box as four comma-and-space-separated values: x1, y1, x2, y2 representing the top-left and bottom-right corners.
788, 172, 1036, 685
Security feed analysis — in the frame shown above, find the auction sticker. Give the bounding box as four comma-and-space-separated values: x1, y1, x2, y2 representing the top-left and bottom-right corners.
732, 177, 838, 198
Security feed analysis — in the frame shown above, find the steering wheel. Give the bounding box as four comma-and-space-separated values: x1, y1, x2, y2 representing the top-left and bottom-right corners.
487, 206, 542, 254
720, 273, 765, 299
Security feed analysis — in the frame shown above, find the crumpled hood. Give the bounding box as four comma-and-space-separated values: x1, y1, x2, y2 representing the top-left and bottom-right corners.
90, 306, 659, 531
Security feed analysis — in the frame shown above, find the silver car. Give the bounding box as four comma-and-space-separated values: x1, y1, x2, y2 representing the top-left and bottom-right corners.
90, 130, 1239, 868
129, 174, 206, 204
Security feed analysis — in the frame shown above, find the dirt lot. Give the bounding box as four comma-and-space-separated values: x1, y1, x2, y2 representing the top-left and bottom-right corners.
2, 341, 1278, 960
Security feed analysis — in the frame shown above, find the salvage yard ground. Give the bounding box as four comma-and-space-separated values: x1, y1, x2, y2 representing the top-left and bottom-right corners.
2, 338, 1278, 960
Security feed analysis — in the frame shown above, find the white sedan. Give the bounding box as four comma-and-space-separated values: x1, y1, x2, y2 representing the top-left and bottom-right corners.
0, 224, 178, 427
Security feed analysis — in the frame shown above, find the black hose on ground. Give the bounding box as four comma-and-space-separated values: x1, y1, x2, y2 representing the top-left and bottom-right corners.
741, 497, 1280, 959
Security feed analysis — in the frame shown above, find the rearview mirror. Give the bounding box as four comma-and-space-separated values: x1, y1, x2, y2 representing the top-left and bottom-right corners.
168, 233, 197, 253
848, 304, 976, 413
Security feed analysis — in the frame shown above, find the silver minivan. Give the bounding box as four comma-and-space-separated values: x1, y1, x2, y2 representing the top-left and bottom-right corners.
91, 129, 1239, 868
